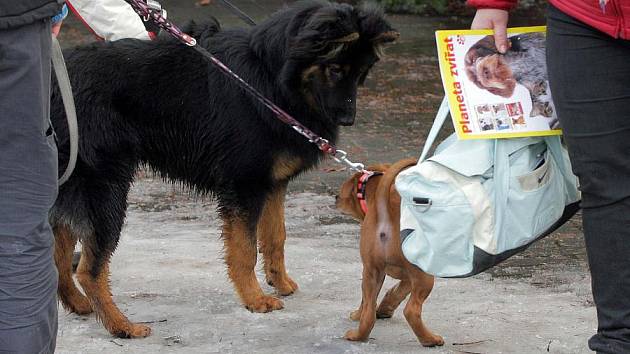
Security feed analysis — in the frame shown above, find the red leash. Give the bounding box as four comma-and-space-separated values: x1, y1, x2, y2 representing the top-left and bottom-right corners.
123, 0, 367, 173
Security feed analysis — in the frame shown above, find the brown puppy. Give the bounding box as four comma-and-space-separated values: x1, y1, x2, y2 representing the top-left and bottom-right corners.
336, 158, 444, 347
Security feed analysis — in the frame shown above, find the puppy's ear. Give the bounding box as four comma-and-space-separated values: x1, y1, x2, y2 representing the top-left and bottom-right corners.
357, 4, 399, 44
336, 172, 364, 220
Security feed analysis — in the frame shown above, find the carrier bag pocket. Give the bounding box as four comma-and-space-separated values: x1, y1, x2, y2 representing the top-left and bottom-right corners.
398, 162, 476, 277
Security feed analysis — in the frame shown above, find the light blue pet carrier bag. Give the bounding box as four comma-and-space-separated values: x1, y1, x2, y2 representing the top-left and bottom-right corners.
396, 98, 581, 278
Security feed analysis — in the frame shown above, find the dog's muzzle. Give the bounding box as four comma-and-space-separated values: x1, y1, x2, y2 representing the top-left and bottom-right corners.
337, 116, 355, 126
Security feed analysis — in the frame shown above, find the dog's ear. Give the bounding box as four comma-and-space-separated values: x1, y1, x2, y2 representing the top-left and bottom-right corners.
357, 4, 399, 44
280, 3, 360, 95
336, 171, 364, 221
464, 37, 492, 86
288, 3, 360, 60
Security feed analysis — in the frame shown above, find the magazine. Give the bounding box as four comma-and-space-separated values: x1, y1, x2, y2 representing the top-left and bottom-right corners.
436, 26, 561, 139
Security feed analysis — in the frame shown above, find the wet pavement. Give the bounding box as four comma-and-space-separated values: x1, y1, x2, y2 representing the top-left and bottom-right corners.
55, 2, 592, 353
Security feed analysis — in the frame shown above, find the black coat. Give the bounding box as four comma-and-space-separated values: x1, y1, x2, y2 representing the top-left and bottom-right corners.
0, 0, 64, 29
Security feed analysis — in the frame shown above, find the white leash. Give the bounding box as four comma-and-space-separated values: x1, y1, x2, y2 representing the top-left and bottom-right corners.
51, 36, 79, 185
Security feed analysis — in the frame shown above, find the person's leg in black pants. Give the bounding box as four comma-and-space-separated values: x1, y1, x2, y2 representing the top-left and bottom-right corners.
546, 5, 630, 353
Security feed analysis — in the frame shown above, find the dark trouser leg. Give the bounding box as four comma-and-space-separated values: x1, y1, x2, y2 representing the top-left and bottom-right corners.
0, 21, 59, 353
547, 5, 630, 353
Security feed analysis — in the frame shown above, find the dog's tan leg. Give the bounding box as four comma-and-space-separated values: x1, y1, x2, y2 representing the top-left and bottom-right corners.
376, 279, 411, 318
76, 245, 151, 338
257, 184, 298, 296
350, 279, 410, 321
53, 225, 93, 315
344, 267, 385, 341
403, 271, 444, 347
223, 215, 284, 312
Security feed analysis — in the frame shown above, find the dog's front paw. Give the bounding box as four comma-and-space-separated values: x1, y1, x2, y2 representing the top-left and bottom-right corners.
267, 275, 299, 296
112, 323, 152, 339
420, 334, 445, 347
245, 295, 284, 313
344, 329, 368, 342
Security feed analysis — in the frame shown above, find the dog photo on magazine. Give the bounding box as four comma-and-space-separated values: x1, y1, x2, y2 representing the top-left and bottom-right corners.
436, 26, 561, 139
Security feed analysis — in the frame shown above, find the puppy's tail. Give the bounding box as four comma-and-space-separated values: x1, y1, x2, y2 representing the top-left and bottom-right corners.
374, 157, 417, 236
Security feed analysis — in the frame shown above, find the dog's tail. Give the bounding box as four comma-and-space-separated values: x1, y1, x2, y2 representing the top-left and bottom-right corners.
180, 19, 221, 45
374, 157, 417, 237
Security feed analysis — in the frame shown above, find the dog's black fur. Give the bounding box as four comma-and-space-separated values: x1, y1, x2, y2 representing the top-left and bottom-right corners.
50, 0, 397, 338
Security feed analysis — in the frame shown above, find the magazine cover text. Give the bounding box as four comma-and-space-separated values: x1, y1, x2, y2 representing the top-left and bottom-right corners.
436, 26, 561, 139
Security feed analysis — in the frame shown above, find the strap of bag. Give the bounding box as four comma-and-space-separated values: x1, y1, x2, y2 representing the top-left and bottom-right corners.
492, 139, 511, 242
419, 96, 450, 162
51, 36, 79, 186
545, 135, 578, 191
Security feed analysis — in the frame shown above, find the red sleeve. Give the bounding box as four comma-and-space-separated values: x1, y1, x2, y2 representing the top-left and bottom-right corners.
467, 0, 517, 10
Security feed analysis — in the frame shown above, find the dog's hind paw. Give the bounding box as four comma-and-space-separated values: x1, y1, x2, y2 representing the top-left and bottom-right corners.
376, 309, 394, 319
61, 296, 93, 315
244, 295, 284, 313
420, 334, 445, 347
344, 329, 368, 342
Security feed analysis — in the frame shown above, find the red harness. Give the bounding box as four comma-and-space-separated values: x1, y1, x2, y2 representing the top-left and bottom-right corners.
356, 171, 383, 214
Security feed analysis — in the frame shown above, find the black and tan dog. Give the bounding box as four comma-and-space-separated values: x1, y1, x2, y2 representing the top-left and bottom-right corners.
336, 158, 444, 347
50, 1, 397, 338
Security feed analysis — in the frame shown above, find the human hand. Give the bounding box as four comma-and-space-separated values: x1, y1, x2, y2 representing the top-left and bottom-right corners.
471, 8, 509, 53
51, 4, 68, 37
52, 22, 62, 37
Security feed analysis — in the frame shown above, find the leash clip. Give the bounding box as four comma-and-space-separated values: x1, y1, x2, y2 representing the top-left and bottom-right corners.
312, 137, 366, 173
331, 149, 365, 173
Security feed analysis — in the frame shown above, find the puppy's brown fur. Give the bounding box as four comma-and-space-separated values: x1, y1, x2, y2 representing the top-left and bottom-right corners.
336, 158, 444, 347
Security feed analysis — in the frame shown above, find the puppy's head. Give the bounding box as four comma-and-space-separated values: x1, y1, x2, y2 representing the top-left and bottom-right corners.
465, 36, 516, 98
254, 1, 398, 127
335, 163, 389, 220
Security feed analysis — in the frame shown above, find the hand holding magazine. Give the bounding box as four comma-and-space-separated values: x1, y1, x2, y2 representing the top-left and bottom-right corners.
437, 26, 560, 139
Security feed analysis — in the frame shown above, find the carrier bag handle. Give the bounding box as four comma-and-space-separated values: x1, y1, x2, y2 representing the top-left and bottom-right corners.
419, 96, 450, 162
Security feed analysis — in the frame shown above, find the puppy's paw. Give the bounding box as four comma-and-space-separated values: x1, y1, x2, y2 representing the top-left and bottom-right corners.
267, 275, 298, 296
244, 295, 284, 313
344, 329, 368, 342
376, 309, 394, 319
349, 309, 361, 321
420, 334, 445, 347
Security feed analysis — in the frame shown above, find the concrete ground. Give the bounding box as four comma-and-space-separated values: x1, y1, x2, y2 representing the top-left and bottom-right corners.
56, 177, 596, 354
54, 2, 596, 353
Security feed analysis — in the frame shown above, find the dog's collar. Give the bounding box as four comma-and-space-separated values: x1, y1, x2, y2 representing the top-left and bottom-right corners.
357, 171, 383, 215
